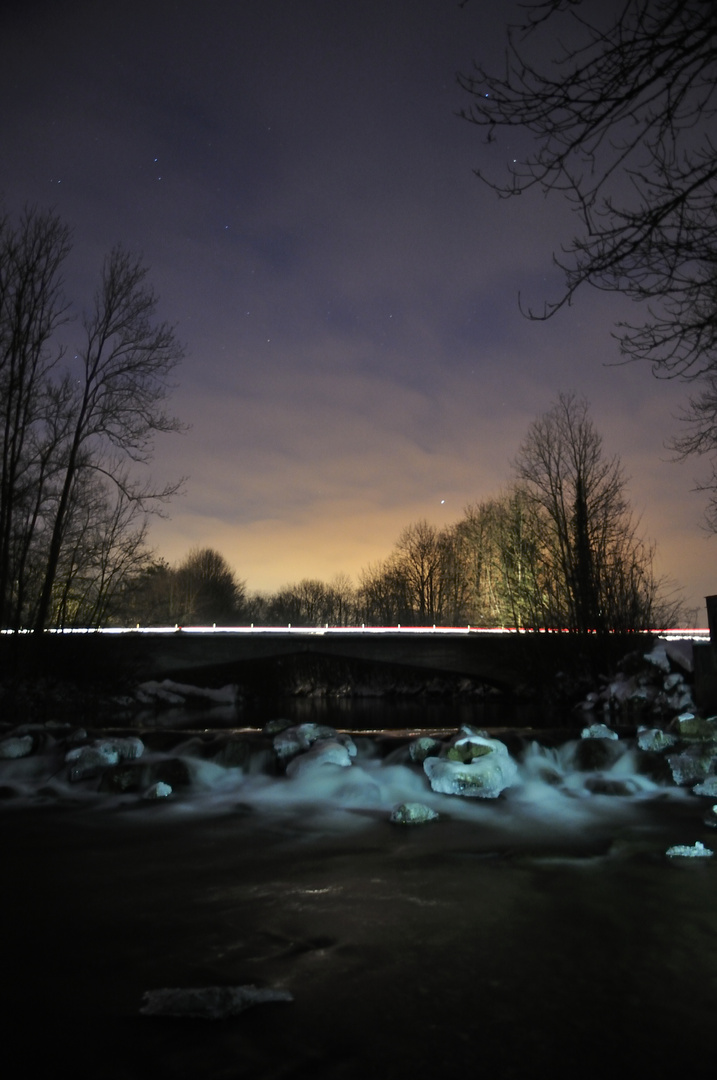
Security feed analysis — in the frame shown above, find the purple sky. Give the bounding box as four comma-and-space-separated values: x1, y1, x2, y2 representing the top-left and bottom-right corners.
1, 0, 712, 620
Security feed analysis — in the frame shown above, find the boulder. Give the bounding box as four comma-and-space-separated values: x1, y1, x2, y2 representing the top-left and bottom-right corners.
581, 722, 619, 740
390, 802, 439, 825
65, 736, 144, 782
104, 736, 145, 761
644, 644, 671, 673
424, 737, 517, 798
692, 777, 717, 797
670, 713, 717, 741
285, 738, 354, 777
151, 757, 193, 790
65, 743, 120, 781
637, 727, 677, 752
663, 639, 694, 674
445, 740, 494, 763
666, 746, 716, 786
144, 781, 173, 800
572, 736, 621, 772
665, 841, 713, 859
273, 723, 356, 764
100, 763, 145, 793
408, 737, 442, 763
0, 734, 34, 759
263, 717, 293, 735
584, 776, 642, 796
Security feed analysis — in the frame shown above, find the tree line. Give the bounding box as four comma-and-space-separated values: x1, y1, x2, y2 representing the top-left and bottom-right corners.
117, 393, 682, 632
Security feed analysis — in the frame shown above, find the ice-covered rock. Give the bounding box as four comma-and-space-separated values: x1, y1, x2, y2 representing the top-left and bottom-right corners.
637, 727, 678, 752
663, 639, 694, 674
671, 713, 717, 741
65, 743, 121, 781
136, 680, 238, 707
0, 734, 34, 759
65, 736, 144, 782
390, 801, 439, 825
667, 690, 695, 712
136, 681, 186, 706
285, 738, 354, 776
144, 781, 173, 800
273, 723, 356, 764
665, 841, 713, 859
666, 746, 715, 785
604, 675, 638, 704
692, 777, 717, 797
445, 738, 495, 763
140, 985, 293, 1018
581, 723, 619, 740
644, 644, 671, 673
423, 737, 518, 798
106, 735, 145, 761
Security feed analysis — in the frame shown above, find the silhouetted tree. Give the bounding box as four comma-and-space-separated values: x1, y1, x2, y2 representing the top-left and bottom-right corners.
460, 0, 717, 512
513, 393, 680, 629
0, 205, 184, 629
172, 547, 246, 625
0, 207, 71, 627
357, 559, 412, 626
461, 0, 717, 370
114, 558, 173, 626
33, 246, 184, 631
51, 474, 153, 626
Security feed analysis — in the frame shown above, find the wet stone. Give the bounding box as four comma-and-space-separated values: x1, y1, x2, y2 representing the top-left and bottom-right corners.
572, 737, 621, 772
99, 763, 145, 793
584, 776, 641, 796
409, 737, 443, 764
390, 801, 439, 825
151, 757, 193, 790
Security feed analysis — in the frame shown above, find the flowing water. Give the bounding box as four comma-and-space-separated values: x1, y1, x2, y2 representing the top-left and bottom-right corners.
2, 699, 716, 1079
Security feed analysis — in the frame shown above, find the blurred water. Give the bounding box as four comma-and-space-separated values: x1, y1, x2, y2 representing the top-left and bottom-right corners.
4, 690, 717, 1080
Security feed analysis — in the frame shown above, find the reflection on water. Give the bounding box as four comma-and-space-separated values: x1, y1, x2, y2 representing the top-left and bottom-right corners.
130, 693, 550, 733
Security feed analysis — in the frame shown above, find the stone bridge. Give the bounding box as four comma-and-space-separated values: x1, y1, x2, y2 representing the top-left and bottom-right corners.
3, 626, 672, 693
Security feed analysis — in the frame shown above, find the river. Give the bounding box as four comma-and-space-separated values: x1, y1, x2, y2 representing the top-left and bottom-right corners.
1, 698, 716, 1079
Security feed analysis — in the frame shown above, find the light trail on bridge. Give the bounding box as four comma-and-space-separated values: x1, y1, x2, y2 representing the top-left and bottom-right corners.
3, 625, 710, 640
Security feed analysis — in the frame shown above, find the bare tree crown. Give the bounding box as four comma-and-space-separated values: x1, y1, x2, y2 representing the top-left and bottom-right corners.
460, 0, 717, 376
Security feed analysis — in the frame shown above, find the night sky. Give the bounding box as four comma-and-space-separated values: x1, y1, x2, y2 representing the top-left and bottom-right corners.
1, 0, 712, 619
